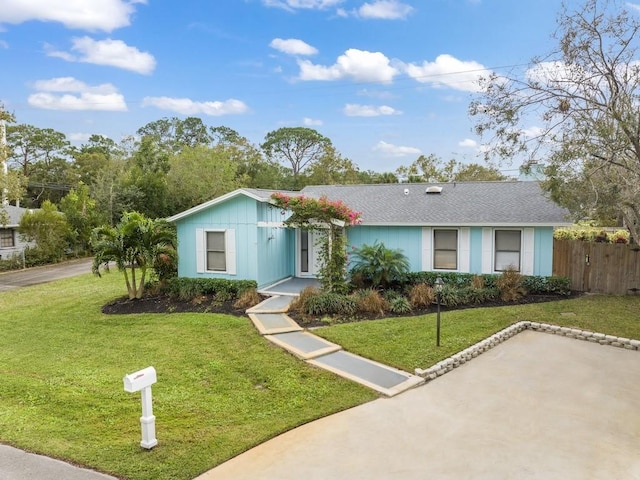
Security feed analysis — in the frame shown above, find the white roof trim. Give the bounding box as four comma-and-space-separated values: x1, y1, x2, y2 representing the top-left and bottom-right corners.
357, 222, 572, 228
167, 189, 270, 222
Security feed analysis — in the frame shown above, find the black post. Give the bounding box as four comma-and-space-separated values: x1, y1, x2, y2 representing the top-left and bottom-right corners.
436, 289, 441, 347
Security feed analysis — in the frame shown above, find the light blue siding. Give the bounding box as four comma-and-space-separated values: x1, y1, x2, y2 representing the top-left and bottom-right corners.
534, 227, 554, 276
469, 227, 484, 274
347, 226, 422, 271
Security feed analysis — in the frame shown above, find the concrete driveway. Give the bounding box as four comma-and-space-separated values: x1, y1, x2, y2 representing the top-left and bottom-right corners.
0, 258, 93, 291
197, 330, 640, 480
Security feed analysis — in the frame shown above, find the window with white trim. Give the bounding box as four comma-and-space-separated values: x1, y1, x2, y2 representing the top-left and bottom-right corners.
0, 229, 14, 248
433, 229, 458, 270
206, 231, 226, 271
196, 228, 236, 275
494, 230, 521, 272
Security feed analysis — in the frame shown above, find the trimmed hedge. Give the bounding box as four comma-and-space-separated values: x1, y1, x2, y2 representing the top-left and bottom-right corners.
403, 272, 571, 296
163, 277, 258, 301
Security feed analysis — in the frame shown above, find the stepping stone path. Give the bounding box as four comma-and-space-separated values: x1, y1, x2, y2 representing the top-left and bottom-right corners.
250, 280, 424, 397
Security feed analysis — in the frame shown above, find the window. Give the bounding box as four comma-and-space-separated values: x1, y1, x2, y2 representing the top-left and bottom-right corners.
495, 230, 521, 271
300, 230, 309, 273
433, 229, 458, 270
0, 229, 14, 248
196, 228, 236, 275
206, 231, 226, 271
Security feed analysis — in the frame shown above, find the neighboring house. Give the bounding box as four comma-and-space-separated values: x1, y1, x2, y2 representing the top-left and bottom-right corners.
167, 182, 571, 288
0, 205, 31, 260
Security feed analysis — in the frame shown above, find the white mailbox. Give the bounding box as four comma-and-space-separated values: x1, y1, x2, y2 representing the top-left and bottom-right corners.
123, 366, 158, 449
124, 366, 157, 392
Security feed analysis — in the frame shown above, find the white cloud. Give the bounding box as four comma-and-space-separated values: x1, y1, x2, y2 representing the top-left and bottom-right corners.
358, 0, 414, 19
343, 103, 401, 116
142, 96, 249, 116
298, 48, 399, 83
46, 37, 156, 74
626, 2, 640, 12
373, 140, 421, 157
403, 54, 488, 92
303, 117, 323, 126
0, 40, 8, 49
270, 38, 318, 56
68, 132, 93, 142
521, 126, 544, 138
0, 0, 145, 32
262, 0, 343, 12
28, 77, 127, 111
458, 138, 478, 148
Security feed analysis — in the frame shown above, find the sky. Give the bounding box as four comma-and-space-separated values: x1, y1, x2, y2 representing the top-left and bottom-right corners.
0, 0, 575, 174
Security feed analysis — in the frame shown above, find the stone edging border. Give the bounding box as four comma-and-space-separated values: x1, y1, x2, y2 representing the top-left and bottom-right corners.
415, 321, 640, 381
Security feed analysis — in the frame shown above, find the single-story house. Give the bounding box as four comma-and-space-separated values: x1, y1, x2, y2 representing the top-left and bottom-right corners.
167, 181, 571, 288
0, 204, 31, 260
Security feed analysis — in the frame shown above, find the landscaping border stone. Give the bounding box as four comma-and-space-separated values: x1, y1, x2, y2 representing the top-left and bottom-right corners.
415, 321, 639, 381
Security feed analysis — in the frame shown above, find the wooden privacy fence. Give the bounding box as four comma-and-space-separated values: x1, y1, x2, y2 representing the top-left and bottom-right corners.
553, 239, 640, 294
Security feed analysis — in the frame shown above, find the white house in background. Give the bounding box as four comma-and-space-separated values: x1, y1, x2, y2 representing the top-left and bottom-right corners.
0, 205, 32, 260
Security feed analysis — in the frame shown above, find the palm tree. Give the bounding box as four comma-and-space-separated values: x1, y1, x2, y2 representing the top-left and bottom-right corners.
349, 241, 410, 289
91, 211, 176, 299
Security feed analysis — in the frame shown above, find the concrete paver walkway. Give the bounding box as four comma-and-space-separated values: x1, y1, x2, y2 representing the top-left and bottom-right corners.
249, 278, 424, 396
196, 330, 640, 480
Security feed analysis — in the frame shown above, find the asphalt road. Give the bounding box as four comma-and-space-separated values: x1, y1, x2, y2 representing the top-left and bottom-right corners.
0, 258, 94, 291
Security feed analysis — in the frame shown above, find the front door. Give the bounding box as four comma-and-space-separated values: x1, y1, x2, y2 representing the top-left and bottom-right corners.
297, 229, 320, 277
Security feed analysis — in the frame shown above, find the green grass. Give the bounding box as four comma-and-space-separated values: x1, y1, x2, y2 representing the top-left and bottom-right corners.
0, 272, 377, 480
314, 296, 640, 372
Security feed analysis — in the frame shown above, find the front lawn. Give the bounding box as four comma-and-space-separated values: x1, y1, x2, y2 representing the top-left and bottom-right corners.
0, 272, 377, 480
314, 295, 640, 372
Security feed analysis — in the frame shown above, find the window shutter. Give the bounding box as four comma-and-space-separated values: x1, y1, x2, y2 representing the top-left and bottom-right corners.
481, 228, 492, 273
459, 227, 470, 272
421, 227, 432, 271
522, 228, 534, 275
196, 228, 205, 273
225, 229, 237, 275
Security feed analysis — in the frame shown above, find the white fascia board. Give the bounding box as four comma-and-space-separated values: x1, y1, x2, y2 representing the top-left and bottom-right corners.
358, 221, 573, 227
167, 189, 269, 223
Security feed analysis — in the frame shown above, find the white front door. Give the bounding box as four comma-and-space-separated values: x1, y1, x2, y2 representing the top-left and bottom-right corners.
297, 229, 321, 277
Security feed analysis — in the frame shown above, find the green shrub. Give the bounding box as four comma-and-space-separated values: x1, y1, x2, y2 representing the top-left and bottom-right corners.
349, 241, 410, 288
164, 277, 257, 301
289, 286, 321, 312
389, 296, 412, 314
352, 288, 388, 315
304, 292, 357, 316
408, 283, 435, 308
437, 284, 461, 307
521, 276, 571, 295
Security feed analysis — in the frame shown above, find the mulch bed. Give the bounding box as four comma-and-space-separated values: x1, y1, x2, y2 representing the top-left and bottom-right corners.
102, 292, 579, 328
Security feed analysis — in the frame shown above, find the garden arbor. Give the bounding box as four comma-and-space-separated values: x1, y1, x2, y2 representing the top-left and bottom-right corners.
271, 193, 361, 293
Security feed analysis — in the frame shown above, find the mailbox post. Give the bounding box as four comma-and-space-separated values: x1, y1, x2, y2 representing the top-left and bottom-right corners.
123, 366, 158, 449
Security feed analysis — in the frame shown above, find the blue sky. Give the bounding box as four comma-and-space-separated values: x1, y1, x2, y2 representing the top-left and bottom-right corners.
0, 0, 567, 173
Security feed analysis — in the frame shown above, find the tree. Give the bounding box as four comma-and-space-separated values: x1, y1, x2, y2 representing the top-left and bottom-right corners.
59, 183, 105, 254
137, 117, 211, 153
305, 146, 361, 186
6, 124, 69, 176
396, 154, 448, 183
261, 127, 332, 188
91, 211, 176, 299
470, 0, 640, 241
18, 200, 71, 263
166, 145, 239, 213
452, 163, 507, 181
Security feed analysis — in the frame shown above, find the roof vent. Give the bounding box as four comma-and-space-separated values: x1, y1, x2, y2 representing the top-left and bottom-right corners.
404, 188, 409, 195
425, 186, 443, 194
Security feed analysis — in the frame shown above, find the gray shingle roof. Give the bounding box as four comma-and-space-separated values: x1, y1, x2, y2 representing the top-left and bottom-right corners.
1, 204, 30, 227
300, 182, 570, 226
